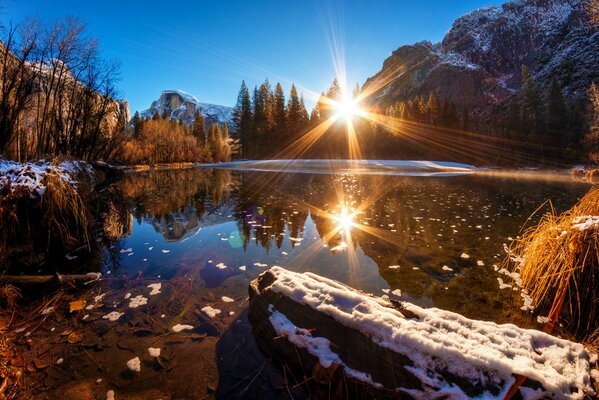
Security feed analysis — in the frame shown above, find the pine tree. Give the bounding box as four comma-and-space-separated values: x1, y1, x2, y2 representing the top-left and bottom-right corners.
273, 83, 286, 134
299, 94, 309, 127
547, 78, 567, 146
253, 79, 274, 137
286, 84, 302, 136
221, 122, 231, 161
192, 111, 206, 147
426, 93, 440, 125
133, 112, 142, 136
232, 81, 252, 158
521, 65, 543, 136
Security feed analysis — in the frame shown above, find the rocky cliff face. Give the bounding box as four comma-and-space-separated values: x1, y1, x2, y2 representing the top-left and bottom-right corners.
139, 90, 234, 130
364, 0, 599, 114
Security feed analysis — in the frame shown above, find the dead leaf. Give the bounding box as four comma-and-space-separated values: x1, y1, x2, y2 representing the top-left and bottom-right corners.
67, 331, 83, 343
69, 300, 86, 312
34, 358, 50, 369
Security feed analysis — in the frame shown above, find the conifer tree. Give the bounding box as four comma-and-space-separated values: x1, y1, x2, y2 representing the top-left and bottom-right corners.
299, 94, 309, 127
521, 65, 543, 136
274, 83, 286, 134
192, 111, 206, 147
133, 112, 142, 136
232, 81, 252, 157
286, 84, 302, 136
547, 78, 567, 146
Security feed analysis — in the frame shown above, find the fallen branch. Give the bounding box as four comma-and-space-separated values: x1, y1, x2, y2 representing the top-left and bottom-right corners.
0, 272, 101, 286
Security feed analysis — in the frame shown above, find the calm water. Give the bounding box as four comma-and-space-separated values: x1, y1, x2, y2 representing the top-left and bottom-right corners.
21, 166, 591, 399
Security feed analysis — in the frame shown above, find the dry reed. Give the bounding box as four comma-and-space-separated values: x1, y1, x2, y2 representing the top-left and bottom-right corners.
509, 187, 599, 340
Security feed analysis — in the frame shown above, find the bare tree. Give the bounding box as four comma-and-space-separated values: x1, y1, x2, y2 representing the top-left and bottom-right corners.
0, 16, 124, 161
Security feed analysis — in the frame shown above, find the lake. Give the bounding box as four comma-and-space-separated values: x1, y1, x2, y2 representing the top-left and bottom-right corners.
17, 163, 591, 399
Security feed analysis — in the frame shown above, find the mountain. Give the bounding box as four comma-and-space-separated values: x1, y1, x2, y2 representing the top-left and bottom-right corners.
138, 89, 234, 130
364, 0, 598, 117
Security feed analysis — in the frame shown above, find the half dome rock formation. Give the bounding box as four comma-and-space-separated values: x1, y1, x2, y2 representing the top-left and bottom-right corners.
364, 0, 599, 114
139, 89, 234, 129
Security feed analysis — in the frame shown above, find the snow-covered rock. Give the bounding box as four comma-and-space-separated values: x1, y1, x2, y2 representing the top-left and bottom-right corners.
249, 267, 596, 399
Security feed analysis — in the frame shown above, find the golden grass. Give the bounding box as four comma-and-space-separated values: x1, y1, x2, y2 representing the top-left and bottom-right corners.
0, 167, 92, 263
39, 173, 91, 251
509, 187, 599, 340
0, 285, 22, 309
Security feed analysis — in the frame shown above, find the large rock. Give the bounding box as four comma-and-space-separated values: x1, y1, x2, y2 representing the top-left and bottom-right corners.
249, 267, 596, 399
364, 0, 599, 113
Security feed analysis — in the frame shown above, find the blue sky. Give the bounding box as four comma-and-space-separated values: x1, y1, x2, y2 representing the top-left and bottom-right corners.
3, 0, 499, 113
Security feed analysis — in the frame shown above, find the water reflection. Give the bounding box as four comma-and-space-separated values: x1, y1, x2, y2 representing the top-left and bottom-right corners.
106, 167, 588, 321
18, 167, 591, 399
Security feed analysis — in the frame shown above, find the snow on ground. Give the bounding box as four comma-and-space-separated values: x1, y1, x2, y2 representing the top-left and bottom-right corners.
0, 159, 91, 198
265, 267, 595, 399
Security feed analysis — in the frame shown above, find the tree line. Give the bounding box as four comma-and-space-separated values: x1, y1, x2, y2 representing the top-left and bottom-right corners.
123, 110, 231, 165
233, 79, 311, 158
0, 17, 127, 161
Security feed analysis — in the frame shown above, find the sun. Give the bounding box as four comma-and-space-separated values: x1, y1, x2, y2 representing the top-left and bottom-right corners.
334, 207, 355, 230
334, 94, 361, 122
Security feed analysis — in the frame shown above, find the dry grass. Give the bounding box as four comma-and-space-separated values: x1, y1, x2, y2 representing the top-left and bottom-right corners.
509, 187, 599, 340
0, 166, 93, 264
0, 285, 22, 310
39, 173, 91, 251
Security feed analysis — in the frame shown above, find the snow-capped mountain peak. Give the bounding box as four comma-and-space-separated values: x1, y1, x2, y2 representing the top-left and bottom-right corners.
138, 89, 234, 131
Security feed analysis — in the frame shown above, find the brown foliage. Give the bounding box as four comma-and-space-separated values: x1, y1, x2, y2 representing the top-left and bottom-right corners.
119, 119, 208, 165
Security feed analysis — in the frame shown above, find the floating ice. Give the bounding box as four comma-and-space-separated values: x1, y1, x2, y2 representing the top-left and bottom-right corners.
171, 324, 193, 332
460, 253, 470, 259
102, 311, 124, 321
253, 262, 268, 267
148, 347, 161, 357
147, 283, 161, 295
239, 266, 247, 271
222, 296, 234, 303
161, 249, 170, 253
388, 265, 400, 269
106, 390, 115, 400
215, 262, 227, 269
201, 306, 222, 319
442, 265, 453, 271
391, 289, 402, 297
128, 295, 148, 308
126, 357, 141, 372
